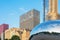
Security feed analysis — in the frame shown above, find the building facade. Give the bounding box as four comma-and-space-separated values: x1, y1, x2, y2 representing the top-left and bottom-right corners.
5, 28, 30, 40
0, 24, 9, 40
46, 0, 60, 21
20, 9, 40, 31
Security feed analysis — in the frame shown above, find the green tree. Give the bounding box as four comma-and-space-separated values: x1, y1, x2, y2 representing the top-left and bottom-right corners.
11, 35, 21, 40
4, 39, 8, 40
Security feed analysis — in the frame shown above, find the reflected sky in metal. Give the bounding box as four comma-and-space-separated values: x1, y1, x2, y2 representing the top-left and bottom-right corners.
31, 20, 60, 35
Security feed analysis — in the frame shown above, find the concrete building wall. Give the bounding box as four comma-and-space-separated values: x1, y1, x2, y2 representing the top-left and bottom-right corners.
5, 28, 22, 39
49, 0, 58, 13
46, 0, 60, 21
20, 9, 40, 31
22, 30, 30, 40
58, 14, 60, 19
46, 12, 58, 21
5, 28, 30, 40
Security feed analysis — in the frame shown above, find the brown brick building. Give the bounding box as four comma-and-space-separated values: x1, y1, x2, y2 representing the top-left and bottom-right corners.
20, 9, 40, 31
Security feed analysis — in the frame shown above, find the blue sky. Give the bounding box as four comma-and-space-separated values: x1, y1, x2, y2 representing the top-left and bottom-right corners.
0, 0, 60, 28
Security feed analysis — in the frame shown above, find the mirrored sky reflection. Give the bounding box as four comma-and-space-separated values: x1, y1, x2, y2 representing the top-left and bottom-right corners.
31, 20, 60, 35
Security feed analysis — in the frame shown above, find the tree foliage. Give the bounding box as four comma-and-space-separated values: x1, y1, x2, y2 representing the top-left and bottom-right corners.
11, 35, 21, 40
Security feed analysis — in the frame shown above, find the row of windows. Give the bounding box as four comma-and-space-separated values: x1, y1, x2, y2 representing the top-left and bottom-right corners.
20, 21, 34, 30
20, 16, 40, 23
21, 11, 39, 19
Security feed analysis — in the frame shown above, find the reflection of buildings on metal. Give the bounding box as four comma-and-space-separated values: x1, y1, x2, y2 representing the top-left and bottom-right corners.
31, 21, 60, 35
0, 24, 9, 40
30, 32, 60, 40
5, 28, 30, 40
30, 21, 60, 40
20, 9, 40, 31
45, 0, 60, 21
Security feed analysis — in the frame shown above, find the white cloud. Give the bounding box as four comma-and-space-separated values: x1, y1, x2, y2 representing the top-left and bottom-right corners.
19, 8, 28, 12
9, 11, 17, 16
19, 8, 25, 11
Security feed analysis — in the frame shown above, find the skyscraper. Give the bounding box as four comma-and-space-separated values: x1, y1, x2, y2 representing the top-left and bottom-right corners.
46, 0, 59, 21
49, 0, 58, 13
20, 9, 40, 31
0, 24, 9, 34
0, 24, 9, 40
